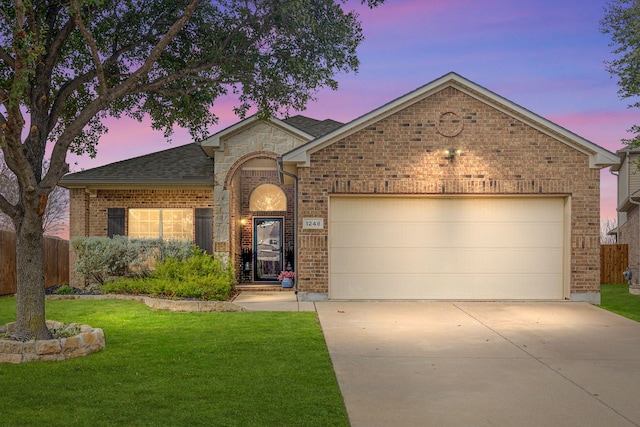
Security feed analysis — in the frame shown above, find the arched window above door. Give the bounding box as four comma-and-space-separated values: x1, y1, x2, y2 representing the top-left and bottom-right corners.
249, 184, 287, 211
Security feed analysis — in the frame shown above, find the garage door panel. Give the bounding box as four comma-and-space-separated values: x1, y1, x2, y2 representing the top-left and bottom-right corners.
330, 273, 563, 300
331, 197, 563, 223
330, 222, 564, 249
331, 247, 563, 274
329, 197, 566, 300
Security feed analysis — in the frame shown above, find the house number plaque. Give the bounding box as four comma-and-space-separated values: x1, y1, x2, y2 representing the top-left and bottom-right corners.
303, 218, 324, 229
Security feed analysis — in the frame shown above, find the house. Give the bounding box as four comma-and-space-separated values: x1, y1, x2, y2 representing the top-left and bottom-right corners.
60, 72, 619, 303
611, 148, 640, 294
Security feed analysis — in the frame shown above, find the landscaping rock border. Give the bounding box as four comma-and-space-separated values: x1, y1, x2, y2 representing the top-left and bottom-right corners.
46, 294, 247, 312
0, 320, 105, 364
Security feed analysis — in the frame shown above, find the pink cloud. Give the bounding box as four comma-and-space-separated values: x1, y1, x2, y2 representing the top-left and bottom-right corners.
548, 110, 636, 153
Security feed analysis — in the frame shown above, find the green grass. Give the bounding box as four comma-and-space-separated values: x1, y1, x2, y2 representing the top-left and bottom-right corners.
0, 297, 348, 427
600, 283, 640, 322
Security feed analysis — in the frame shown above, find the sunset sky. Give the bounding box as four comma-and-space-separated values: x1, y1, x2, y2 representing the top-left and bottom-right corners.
66, 0, 633, 224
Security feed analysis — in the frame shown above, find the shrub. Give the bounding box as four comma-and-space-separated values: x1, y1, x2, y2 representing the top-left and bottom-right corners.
54, 285, 74, 295
102, 250, 234, 301
71, 237, 195, 286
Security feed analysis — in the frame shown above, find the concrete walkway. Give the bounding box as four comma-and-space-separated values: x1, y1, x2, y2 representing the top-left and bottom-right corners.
316, 301, 640, 427
232, 291, 315, 312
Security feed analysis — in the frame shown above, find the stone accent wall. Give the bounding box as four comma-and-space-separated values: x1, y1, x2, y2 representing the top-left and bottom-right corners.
620, 207, 639, 285
296, 87, 601, 298
213, 122, 308, 258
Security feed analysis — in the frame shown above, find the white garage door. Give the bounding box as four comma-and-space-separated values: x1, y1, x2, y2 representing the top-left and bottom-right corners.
329, 197, 567, 300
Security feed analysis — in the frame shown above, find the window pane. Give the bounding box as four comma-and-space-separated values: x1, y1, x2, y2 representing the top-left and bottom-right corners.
162, 209, 193, 240
249, 184, 287, 211
129, 209, 160, 238
128, 208, 192, 240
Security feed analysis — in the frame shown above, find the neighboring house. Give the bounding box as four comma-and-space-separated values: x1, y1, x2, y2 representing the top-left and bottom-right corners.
612, 148, 640, 292
60, 72, 619, 303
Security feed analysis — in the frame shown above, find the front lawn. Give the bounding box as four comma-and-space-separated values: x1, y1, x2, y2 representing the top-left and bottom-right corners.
0, 298, 348, 426
600, 283, 640, 322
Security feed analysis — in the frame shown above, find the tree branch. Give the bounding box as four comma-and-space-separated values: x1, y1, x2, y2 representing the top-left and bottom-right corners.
46, 27, 168, 134
0, 192, 18, 223
43, 16, 76, 83
46, 70, 97, 135
123, 0, 202, 89
0, 46, 15, 68
14, 0, 26, 29
133, 64, 224, 94
70, 0, 107, 94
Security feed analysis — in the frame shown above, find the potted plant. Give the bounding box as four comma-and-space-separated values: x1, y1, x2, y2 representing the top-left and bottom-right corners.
278, 271, 295, 288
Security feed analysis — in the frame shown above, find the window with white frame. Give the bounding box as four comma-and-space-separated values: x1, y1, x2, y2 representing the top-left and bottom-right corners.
128, 209, 193, 240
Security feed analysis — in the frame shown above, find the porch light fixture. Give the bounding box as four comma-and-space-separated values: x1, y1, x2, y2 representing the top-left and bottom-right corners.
444, 147, 461, 161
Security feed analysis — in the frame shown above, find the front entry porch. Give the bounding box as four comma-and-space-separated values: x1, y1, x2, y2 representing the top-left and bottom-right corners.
226, 155, 295, 287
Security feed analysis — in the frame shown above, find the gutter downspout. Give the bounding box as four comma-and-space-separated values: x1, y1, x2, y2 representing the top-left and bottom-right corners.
610, 168, 621, 243
277, 157, 299, 298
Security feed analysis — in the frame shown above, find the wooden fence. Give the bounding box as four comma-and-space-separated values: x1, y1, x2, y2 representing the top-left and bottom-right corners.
600, 244, 628, 285
0, 230, 69, 296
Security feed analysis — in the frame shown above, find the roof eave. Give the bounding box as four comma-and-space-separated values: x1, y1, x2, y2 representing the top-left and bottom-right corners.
58, 179, 213, 188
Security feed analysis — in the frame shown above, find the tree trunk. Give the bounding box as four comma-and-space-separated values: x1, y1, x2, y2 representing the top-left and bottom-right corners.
14, 199, 51, 340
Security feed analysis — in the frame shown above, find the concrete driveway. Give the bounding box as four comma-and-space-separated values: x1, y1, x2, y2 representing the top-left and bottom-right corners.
316, 302, 640, 427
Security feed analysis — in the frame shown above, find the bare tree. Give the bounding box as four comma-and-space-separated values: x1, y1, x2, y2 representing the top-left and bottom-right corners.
0, 154, 69, 236
600, 217, 618, 245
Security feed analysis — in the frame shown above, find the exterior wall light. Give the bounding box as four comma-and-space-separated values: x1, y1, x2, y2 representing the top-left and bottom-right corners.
444, 147, 461, 161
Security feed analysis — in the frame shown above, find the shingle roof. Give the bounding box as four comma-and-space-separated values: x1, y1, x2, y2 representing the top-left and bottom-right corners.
58, 115, 341, 187
283, 115, 343, 137
59, 143, 213, 186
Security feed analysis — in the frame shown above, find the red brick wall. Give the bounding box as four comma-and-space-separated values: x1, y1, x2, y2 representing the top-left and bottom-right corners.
69, 188, 214, 240
238, 170, 295, 282
296, 87, 601, 296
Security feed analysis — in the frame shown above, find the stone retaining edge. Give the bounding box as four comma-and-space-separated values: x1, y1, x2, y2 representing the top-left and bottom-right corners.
46, 294, 247, 312
0, 320, 105, 364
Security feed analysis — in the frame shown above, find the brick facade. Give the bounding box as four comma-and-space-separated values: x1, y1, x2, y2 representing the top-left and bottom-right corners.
295, 87, 601, 298
68, 187, 214, 285
65, 75, 615, 301
69, 188, 214, 239
237, 169, 295, 283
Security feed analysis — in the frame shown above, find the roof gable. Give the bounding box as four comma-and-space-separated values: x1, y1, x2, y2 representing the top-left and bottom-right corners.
283, 72, 619, 169
199, 114, 343, 157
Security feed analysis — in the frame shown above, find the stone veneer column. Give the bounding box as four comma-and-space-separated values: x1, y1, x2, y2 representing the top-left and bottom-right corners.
213, 181, 230, 257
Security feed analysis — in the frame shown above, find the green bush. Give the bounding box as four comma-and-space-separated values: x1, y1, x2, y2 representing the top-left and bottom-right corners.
71, 237, 195, 285
54, 285, 74, 295
102, 250, 234, 301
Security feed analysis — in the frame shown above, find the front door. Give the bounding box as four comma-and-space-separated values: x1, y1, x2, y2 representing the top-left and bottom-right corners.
254, 218, 283, 281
